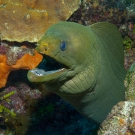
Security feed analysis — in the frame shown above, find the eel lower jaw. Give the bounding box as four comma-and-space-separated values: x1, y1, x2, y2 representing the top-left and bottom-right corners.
27, 67, 68, 83
27, 54, 70, 82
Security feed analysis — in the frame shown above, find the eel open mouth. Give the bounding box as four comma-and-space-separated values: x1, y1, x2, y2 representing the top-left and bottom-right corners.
28, 54, 68, 82
38, 54, 66, 72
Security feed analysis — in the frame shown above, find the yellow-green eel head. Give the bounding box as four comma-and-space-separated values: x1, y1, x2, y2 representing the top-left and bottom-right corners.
27, 22, 126, 123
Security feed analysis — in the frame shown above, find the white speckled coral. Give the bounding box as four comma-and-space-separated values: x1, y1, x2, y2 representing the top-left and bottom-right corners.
125, 62, 135, 100
98, 101, 135, 134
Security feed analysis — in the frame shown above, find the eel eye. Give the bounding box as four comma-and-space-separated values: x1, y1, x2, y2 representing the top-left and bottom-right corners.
60, 41, 66, 51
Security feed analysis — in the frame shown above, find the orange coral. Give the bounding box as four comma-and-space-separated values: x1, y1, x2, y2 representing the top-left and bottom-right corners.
0, 51, 42, 88
119, 118, 126, 126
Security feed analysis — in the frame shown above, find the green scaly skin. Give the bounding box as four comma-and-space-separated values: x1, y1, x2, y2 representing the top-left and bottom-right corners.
27, 22, 126, 123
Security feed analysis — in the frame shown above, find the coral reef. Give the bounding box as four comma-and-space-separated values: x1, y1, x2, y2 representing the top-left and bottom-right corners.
68, 0, 127, 26
1, 0, 135, 135
117, 3, 135, 71
0, 83, 42, 135
124, 48, 135, 70
125, 62, 135, 100
0, 43, 43, 88
0, 0, 80, 42
122, 21, 135, 70
98, 101, 135, 135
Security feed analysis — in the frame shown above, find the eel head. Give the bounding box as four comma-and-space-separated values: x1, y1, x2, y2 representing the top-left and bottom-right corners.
27, 23, 90, 90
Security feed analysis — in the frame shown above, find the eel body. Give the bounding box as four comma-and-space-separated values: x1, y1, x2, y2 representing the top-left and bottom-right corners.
27, 22, 126, 123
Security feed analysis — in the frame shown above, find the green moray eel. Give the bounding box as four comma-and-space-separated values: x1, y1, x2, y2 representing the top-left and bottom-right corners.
27, 22, 126, 123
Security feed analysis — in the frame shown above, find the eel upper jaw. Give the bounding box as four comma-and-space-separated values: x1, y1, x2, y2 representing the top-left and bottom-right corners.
28, 54, 71, 83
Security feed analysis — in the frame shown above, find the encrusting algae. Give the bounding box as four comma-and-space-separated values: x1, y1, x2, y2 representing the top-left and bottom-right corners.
0, 83, 42, 135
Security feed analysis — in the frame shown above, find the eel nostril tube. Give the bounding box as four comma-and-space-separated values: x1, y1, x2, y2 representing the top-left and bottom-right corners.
44, 46, 48, 51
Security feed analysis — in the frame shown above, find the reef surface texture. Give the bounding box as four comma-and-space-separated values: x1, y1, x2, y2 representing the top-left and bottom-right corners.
0, 0, 80, 42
